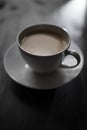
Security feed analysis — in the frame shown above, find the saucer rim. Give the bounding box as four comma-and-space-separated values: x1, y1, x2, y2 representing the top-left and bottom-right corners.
3, 42, 84, 90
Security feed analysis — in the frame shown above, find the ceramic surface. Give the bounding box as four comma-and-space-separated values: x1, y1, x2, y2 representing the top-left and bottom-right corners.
4, 42, 84, 89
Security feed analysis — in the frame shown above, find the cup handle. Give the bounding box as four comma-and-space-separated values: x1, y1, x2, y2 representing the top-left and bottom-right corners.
61, 50, 81, 68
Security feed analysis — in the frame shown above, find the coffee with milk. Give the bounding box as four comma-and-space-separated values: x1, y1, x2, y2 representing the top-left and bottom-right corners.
21, 32, 67, 56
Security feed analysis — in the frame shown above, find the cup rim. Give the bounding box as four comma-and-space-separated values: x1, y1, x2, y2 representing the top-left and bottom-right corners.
17, 24, 71, 57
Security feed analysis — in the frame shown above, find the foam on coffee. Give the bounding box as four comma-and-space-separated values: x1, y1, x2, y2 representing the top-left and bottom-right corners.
21, 33, 67, 56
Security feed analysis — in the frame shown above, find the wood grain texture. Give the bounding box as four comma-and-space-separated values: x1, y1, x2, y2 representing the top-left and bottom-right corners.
0, 0, 87, 130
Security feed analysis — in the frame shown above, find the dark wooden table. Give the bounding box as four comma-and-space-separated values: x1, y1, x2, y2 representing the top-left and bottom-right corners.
0, 1, 87, 130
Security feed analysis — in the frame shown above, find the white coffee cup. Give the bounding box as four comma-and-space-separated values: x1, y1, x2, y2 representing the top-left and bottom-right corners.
17, 24, 80, 74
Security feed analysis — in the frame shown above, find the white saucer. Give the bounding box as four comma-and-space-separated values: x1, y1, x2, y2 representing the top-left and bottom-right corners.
4, 42, 84, 90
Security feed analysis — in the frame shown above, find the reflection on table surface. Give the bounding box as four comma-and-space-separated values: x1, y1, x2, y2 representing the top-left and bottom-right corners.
0, 0, 87, 130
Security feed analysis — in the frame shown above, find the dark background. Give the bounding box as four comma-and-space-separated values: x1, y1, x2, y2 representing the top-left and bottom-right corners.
0, 0, 87, 129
